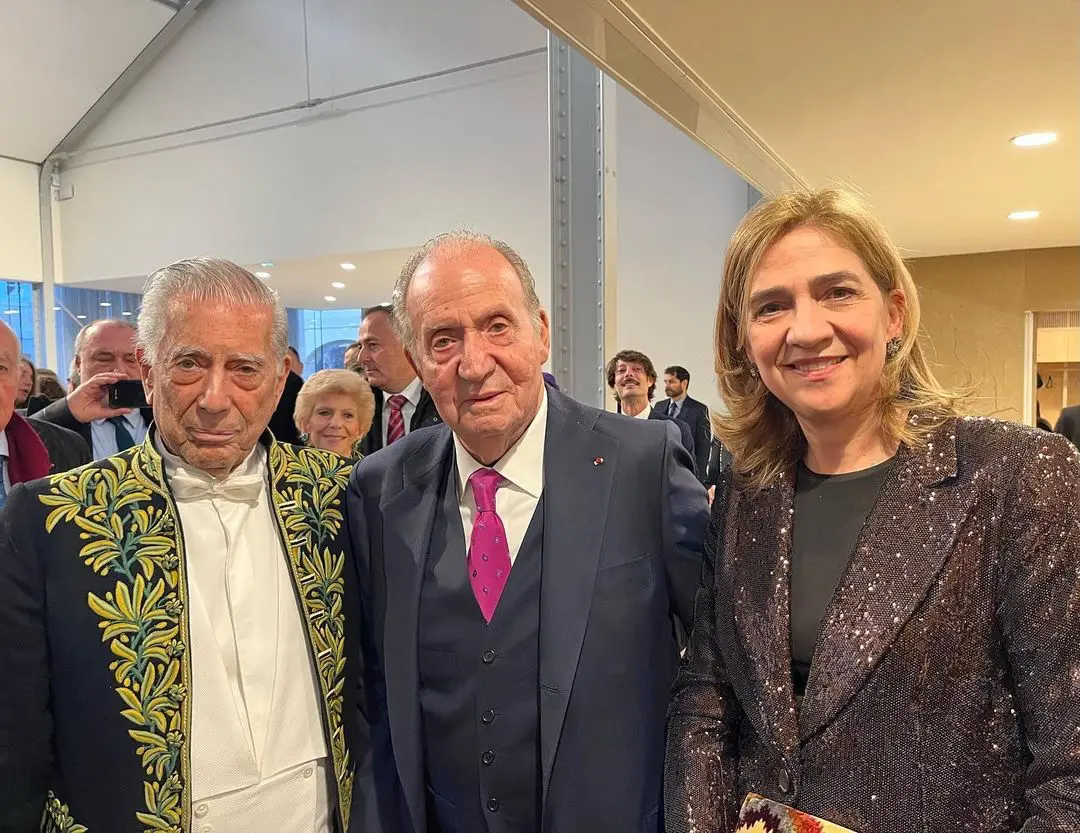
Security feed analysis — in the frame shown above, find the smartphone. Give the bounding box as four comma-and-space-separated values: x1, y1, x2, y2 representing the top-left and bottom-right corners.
107, 379, 148, 409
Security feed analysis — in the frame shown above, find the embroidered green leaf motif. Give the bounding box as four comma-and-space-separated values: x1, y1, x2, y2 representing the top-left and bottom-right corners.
43, 450, 186, 832
42, 791, 88, 833
271, 444, 356, 826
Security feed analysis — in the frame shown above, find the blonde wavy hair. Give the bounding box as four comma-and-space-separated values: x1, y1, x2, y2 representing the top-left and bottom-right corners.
715, 188, 962, 489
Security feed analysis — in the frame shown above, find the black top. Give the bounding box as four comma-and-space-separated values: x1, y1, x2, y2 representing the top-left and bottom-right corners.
790, 457, 893, 695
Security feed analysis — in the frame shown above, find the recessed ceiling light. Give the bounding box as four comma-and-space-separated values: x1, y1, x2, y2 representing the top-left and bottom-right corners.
77, 314, 87, 320
260, 261, 274, 268
52, 306, 60, 311
255, 271, 271, 279
1011, 132, 1057, 147
324, 295, 337, 302
340, 262, 356, 271
1008, 210, 1040, 221
331, 281, 346, 289
99, 301, 111, 307
3, 309, 18, 315
122, 311, 132, 316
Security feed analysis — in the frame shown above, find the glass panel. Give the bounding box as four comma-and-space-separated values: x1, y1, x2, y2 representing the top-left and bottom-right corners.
54, 286, 143, 384
287, 307, 364, 379
0, 279, 38, 362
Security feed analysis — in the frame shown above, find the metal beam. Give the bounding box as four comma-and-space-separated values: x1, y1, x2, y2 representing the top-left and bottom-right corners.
49, 0, 212, 160
147, 0, 185, 10
548, 33, 615, 409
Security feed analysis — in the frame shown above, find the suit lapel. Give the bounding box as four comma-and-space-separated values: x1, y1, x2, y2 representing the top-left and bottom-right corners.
379, 428, 453, 831
799, 419, 967, 740
538, 391, 617, 802
724, 475, 802, 759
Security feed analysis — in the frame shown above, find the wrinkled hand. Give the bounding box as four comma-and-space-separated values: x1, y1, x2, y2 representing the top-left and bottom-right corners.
707, 485, 716, 506
67, 372, 135, 423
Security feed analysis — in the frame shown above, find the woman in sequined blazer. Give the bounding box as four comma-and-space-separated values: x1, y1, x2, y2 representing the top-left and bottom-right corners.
665, 188, 1080, 833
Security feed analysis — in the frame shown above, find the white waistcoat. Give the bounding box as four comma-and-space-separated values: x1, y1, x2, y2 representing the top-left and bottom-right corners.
162, 442, 333, 833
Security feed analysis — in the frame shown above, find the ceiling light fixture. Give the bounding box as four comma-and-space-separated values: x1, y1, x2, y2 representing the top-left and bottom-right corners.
1008, 210, 1040, 221
260, 262, 274, 268
1011, 132, 1057, 148
324, 295, 337, 302
122, 311, 132, 316
255, 271, 271, 279
3, 309, 18, 315
53, 306, 61, 311
340, 262, 356, 271
100, 301, 112, 307
77, 314, 87, 320
331, 281, 346, 289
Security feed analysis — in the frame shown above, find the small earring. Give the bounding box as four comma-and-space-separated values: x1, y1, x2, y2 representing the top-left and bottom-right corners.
748, 364, 760, 380
885, 337, 902, 359
299, 432, 310, 445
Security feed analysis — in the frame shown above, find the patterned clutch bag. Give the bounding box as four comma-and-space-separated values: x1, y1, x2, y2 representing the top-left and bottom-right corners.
736, 794, 856, 833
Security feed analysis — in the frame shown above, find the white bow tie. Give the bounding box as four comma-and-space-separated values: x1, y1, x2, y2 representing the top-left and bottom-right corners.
168, 470, 265, 503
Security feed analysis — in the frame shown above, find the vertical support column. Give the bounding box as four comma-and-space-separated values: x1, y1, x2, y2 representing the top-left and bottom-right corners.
1023, 311, 1036, 426
38, 161, 59, 369
549, 33, 615, 408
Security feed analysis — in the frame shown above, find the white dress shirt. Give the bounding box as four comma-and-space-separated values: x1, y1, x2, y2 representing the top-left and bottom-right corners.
454, 389, 547, 566
379, 375, 423, 446
631, 403, 652, 420
90, 410, 148, 460
159, 438, 333, 833
0, 429, 9, 493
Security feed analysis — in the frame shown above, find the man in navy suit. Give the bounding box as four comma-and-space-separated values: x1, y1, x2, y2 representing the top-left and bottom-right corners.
347, 231, 708, 833
657, 365, 711, 484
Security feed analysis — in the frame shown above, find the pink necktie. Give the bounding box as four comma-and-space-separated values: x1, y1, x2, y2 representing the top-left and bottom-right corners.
386, 394, 407, 445
467, 468, 511, 623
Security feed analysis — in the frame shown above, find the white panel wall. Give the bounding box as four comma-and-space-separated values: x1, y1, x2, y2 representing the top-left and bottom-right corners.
57, 0, 551, 308
616, 88, 752, 414
0, 158, 42, 281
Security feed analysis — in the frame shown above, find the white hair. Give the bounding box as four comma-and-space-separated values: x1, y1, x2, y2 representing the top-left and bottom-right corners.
392, 230, 542, 351
137, 257, 288, 365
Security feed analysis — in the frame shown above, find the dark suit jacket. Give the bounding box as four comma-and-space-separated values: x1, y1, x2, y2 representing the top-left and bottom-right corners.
647, 407, 697, 476
25, 417, 90, 475
268, 369, 305, 446
666, 418, 1080, 833
1055, 404, 1080, 450
358, 383, 442, 457
0, 434, 379, 833
703, 436, 733, 489
654, 396, 711, 480
33, 396, 153, 454
348, 386, 708, 833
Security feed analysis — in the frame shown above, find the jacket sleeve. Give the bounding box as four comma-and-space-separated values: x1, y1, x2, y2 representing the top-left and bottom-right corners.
345, 466, 405, 833
996, 432, 1080, 832
665, 470, 742, 833
693, 406, 712, 483
31, 396, 83, 434
659, 419, 709, 633
0, 485, 53, 831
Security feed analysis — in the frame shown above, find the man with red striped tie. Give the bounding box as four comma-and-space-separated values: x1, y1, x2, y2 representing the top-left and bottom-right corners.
356, 304, 441, 456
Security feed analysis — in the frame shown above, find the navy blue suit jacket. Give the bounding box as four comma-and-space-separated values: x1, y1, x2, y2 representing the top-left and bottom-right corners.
347, 386, 708, 833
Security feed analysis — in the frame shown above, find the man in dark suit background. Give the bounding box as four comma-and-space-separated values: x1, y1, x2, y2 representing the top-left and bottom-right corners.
606, 349, 697, 476
267, 344, 305, 445
1, 323, 89, 510
356, 304, 441, 456
1055, 404, 1080, 450
33, 319, 152, 460
348, 231, 708, 833
657, 365, 711, 483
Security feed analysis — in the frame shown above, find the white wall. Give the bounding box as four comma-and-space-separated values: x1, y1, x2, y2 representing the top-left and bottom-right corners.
57, 0, 551, 308
616, 88, 752, 414
0, 158, 42, 281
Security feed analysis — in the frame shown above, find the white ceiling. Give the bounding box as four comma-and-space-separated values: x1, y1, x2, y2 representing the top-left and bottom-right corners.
73, 247, 419, 310
0, 0, 174, 163
518, 0, 1080, 257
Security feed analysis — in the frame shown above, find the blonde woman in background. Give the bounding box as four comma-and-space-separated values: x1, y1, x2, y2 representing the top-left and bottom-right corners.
665, 188, 1080, 832
294, 368, 375, 459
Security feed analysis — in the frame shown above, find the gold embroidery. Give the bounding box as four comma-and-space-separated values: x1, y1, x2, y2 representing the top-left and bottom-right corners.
42, 453, 187, 833
270, 444, 356, 827
42, 791, 88, 833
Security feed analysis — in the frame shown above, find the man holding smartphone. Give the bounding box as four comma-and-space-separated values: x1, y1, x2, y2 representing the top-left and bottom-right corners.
33, 318, 151, 460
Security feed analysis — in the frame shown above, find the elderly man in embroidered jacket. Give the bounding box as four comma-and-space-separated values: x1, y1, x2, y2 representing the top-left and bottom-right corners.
0, 258, 379, 833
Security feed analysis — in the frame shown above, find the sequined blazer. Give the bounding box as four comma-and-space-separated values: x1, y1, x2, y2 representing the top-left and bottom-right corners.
665, 417, 1080, 833
0, 433, 380, 833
